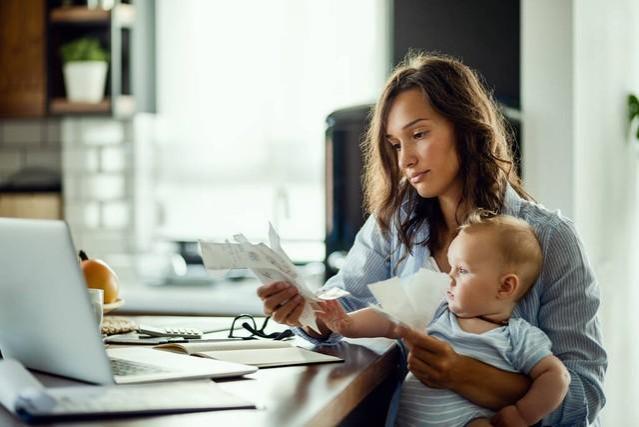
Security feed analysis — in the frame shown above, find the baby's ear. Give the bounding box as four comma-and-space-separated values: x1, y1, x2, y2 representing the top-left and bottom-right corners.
498, 274, 519, 299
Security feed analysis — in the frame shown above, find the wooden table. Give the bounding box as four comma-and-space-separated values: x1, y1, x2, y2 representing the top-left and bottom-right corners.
0, 317, 400, 427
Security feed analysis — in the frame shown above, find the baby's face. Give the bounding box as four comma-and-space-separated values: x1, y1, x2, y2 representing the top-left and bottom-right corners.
446, 229, 506, 317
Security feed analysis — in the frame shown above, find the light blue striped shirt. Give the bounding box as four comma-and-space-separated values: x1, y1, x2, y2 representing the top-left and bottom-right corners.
396, 309, 553, 427
296, 185, 607, 426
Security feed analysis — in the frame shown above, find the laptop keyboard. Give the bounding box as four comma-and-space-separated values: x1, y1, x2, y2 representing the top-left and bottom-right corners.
109, 357, 171, 376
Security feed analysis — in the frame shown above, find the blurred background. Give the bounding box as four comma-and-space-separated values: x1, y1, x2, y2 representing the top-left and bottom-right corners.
0, 0, 637, 423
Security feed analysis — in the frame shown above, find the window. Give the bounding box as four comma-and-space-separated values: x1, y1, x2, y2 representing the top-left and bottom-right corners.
155, 0, 388, 262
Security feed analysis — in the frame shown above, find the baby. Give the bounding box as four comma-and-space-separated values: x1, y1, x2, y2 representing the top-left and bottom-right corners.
316, 212, 570, 427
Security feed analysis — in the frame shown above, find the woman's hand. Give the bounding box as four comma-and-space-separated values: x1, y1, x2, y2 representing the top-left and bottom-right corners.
314, 299, 355, 336
256, 281, 305, 327
398, 325, 462, 390
490, 405, 528, 427
398, 326, 531, 410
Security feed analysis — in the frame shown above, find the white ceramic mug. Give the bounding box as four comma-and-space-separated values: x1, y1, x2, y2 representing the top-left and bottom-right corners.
88, 289, 104, 333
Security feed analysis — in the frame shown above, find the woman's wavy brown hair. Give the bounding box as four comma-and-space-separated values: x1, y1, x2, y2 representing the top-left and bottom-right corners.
362, 52, 531, 254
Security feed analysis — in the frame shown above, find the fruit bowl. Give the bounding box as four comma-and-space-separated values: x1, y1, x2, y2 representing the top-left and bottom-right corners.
103, 298, 124, 314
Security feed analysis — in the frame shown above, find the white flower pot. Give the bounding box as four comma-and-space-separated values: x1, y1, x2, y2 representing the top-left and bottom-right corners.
63, 61, 108, 103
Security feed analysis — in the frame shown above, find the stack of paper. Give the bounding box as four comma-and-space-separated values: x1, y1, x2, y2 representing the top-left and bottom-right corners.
199, 224, 350, 332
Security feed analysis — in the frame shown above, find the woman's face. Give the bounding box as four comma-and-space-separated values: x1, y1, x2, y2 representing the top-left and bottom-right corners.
385, 88, 461, 199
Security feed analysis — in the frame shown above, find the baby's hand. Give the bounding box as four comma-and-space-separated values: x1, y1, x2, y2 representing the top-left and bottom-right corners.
314, 299, 356, 337
491, 405, 528, 427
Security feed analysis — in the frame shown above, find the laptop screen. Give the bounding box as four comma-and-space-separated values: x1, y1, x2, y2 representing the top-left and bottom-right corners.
0, 218, 114, 384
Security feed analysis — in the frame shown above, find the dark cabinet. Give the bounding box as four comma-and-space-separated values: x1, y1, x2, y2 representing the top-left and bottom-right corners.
392, 0, 522, 174
393, 0, 520, 109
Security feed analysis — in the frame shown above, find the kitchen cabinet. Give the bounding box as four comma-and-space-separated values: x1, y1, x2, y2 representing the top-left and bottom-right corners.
47, 1, 136, 116
0, 0, 47, 118
0, 0, 155, 118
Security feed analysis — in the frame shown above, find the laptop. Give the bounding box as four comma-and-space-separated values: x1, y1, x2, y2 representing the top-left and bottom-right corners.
0, 218, 257, 384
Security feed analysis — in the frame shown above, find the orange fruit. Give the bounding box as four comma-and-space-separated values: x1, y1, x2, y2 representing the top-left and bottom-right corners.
79, 250, 119, 304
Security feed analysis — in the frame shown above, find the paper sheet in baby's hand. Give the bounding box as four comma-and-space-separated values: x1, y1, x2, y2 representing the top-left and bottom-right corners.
367, 269, 450, 330
199, 223, 350, 332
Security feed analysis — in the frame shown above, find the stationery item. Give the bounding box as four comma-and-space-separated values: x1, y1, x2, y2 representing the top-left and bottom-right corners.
155, 339, 344, 368
199, 223, 351, 333
138, 325, 203, 339
0, 359, 255, 423
133, 316, 231, 334
367, 268, 450, 330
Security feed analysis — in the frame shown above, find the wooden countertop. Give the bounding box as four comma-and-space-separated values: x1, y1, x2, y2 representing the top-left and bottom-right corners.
0, 317, 400, 427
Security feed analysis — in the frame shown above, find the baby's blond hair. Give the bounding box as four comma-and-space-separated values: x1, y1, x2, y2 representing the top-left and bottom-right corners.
459, 210, 543, 299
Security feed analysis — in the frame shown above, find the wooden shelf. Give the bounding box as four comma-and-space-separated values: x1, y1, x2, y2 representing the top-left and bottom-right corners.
49, 4, 134, 27
2, 0, 150, 118
49, 97, 111, 114
49, 95, 135, 116
50, 6, 109, 23
43, 1, 149, 117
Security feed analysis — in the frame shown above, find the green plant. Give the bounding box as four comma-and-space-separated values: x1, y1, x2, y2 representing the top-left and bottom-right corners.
60, 38, 110, 63
629, 94, 639, 141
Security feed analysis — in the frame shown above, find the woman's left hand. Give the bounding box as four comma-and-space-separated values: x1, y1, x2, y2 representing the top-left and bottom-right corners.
398, 325, 462, 390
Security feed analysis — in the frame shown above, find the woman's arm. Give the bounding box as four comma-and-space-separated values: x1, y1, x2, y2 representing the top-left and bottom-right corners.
452, 357, 531, 410
534, 218, 607, 425
400, 327, 531, 409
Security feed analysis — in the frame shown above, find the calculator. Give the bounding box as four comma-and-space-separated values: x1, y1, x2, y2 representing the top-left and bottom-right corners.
137, 325, 203, 339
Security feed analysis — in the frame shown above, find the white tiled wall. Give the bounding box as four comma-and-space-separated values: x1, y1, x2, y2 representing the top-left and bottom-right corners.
62, 117, 139, 284
0, 119, 62, 185
0, 116, 154, 287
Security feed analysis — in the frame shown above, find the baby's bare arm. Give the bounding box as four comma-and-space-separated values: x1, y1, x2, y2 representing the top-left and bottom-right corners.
315, 301, 401, 339
494, 355, 570, 426
347, 307, 402, 338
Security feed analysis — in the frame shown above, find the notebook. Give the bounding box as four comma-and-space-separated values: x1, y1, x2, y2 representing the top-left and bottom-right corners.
154, 339, 344, 368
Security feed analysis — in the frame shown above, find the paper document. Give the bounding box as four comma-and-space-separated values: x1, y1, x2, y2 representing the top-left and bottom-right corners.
0, 359, 254, 422
367, 268, 450, 330
199, 223, 350, 332
155, 339, 343, 368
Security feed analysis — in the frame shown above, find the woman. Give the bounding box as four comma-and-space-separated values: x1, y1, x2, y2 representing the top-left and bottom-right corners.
257, 53, 606, 425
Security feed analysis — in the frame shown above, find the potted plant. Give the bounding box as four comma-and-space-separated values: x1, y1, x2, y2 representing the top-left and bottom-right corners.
60, 38, 110, 103
629, 94, 639, 142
